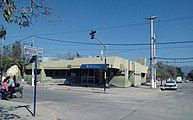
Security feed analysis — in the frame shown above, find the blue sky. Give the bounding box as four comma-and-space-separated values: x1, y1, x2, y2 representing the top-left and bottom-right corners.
1, 0, 193, 66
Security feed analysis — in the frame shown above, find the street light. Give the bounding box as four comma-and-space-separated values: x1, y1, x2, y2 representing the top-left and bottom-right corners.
89, 30, 107, 91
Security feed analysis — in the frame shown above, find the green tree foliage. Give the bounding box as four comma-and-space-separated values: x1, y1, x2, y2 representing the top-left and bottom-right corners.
187, 70, 193, 80
176, 67, 184, 77
0, 41, 23, 73
0, 26, 6, 39
12, 41, 22, 59
0, 0, 53, 27
2, 45, 11, 57
0, 0, 58, 39
156, 62, 184, 80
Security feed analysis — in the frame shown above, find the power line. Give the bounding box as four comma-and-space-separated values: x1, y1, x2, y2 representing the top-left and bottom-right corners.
37, 40, 193, 50
35, 35, 193, 46
159, 60, 193, 64
5, 35, 193, 50
6, 35, 33, 46
7, 16, 193, 38
158, 16, 193, 23
157, 57, 193, 60
157, 40, 193, 45
35, 36, 97, 45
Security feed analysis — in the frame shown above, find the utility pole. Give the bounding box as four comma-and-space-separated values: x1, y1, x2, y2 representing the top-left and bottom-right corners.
89, 30, 107, 91
147, 16, 157, 89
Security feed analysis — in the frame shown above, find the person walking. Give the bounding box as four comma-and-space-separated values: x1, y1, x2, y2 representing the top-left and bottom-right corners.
1, 76, 10, 100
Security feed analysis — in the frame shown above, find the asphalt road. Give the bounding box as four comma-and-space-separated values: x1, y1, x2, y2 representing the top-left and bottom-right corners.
11, 82, 193, 120
120, 82, 193, 120
12, 86, 91, 103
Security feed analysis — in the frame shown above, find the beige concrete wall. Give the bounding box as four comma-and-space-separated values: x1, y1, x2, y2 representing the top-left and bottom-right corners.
24, 56, 147, 87
109, 76, 131, 87
130, 62, 142, 86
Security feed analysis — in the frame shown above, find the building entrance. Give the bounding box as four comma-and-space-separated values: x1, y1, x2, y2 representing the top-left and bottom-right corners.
80, 64, 106, 85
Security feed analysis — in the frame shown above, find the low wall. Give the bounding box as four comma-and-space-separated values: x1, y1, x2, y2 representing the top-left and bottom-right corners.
109, 76, 131, 87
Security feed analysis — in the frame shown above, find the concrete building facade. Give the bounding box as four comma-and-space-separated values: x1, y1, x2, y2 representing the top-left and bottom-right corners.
24, 56, 148, 87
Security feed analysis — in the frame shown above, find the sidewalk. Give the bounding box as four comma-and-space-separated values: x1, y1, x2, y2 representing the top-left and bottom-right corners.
0, 100, 31, 120
0, 100, 66, 120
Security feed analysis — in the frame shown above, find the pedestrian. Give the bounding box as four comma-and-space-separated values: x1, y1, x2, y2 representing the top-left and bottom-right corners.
8, 76, 15, 98
1, 76, 10, 100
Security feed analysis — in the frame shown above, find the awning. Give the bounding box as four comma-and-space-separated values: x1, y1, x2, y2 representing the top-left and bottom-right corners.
81, 64, 106, 69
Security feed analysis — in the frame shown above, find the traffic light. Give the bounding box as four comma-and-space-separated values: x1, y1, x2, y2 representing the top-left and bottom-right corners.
89, 30, 96, 39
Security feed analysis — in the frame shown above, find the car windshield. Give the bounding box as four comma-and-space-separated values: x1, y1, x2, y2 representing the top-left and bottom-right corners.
166, 80, 175, 83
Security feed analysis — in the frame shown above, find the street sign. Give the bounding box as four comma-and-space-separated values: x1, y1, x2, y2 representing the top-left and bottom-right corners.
23, 44, 43, 62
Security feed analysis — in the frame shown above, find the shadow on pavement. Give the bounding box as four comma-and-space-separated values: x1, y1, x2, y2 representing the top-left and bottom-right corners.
15, 105, 34, 116
0, 104, 33, 119
0, 106, 21, 119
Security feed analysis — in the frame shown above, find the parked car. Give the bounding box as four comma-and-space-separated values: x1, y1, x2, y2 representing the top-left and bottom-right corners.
176, 76, 182, 83
185, 79, 189, 83
164, 80, 177, 90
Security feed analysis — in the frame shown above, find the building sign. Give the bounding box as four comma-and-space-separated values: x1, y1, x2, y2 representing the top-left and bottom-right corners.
81, 64, 106, 69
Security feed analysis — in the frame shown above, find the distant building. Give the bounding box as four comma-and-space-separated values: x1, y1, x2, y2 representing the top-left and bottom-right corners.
24, 56, 148, 87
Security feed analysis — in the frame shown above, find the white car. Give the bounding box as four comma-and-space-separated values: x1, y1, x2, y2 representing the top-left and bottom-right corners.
164, 80, 177, 90
176, 77, 182, 83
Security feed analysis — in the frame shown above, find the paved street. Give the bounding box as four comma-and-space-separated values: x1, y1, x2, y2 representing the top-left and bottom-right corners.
4, 82, 193, 120
121, 82, 193, 120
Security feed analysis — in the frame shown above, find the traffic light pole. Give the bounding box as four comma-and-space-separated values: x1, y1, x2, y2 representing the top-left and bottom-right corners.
95, 37, 107, 91
89, 30, 107, 91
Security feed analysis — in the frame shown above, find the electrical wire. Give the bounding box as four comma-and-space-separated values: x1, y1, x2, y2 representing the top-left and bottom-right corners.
157, 57, 193, 60
7, 16, 193, 38
6, 35, 33, 46
157, 16, 193, 23
158, 60, 193, 64
35, 36, 98, 45
35, 35, 193, 46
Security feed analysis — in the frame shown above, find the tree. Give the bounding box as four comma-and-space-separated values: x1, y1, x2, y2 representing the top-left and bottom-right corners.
12, 41, 26, 78
0, 41, 24, 76
56, 52, 81, 60
157, 62, 172, 80
0, 0, 58, 76
175, 67, 184, 77
0, 0, 58, 39
1, 0, 52, 26
187, 70, 193, 81
2, 45, 11, 57
156, 62, 184, 80
12, 41, 22, 59
0, 26, 6, 39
